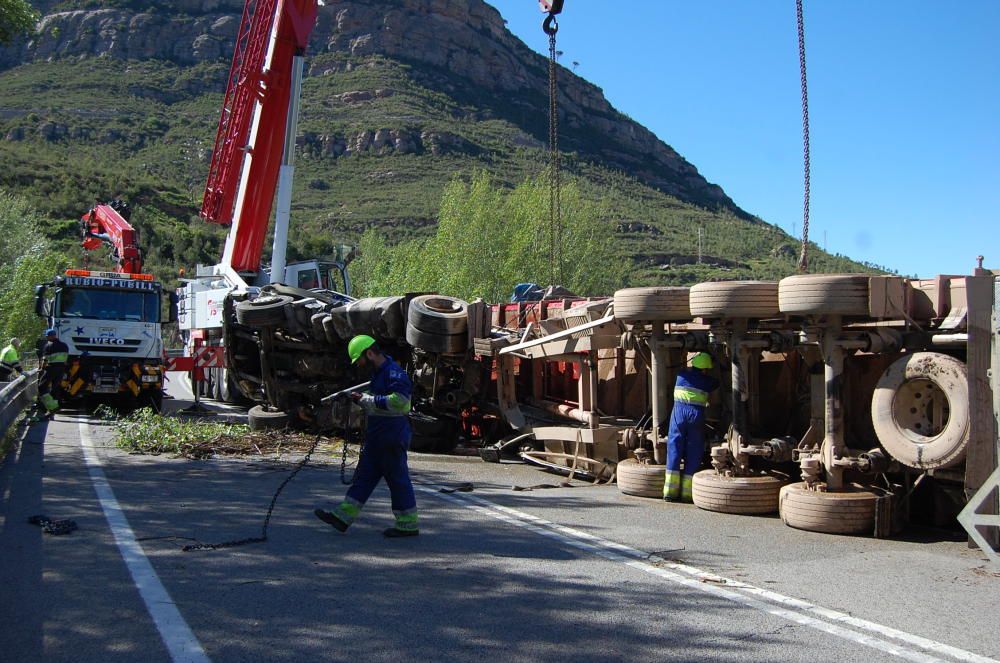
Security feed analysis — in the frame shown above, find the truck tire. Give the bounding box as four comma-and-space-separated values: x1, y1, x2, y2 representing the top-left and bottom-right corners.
616, 458, 665, 498
405, 324, 467, 354
778, 274, 870, 316
871, 352, 969, 469
778, 482, 879, 535
248, 405, 289, 432
689, 281, 780, 319
613, 287, 691, 323
408, 412, 461, 454
236, 295, 293, 326
408, 295, 469, 335
691, 469, 790, 515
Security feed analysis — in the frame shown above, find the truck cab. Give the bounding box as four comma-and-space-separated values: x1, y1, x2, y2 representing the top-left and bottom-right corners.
268, 258, 353, 293
35, 269, 165, 405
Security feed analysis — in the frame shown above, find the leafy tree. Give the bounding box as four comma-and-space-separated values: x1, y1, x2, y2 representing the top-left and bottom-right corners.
0, 191, 70, 345
351, 171, 627, 301
0, 0, 38, 45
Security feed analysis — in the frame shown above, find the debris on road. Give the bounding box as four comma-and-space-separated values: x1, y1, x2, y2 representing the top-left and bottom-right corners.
27, 514, 78, 536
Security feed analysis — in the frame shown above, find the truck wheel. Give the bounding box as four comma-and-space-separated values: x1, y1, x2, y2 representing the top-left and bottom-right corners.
613, 287, 691, 323
248, 405, 289, 432
778, 482, 880, 535
691, 469, 790, 515
778, 274, 870, 316
405, 324, 467, 354
871, 352, 969, 469
408, 295, 469, 335
689, 281, 779, 319
616, 458, 666, 498
236, 295, 293, 326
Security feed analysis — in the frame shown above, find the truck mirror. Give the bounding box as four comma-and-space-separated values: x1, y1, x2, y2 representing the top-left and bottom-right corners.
33, 284, 47, 317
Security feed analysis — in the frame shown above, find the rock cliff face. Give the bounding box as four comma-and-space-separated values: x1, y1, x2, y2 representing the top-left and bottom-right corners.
0, 0, 739, 212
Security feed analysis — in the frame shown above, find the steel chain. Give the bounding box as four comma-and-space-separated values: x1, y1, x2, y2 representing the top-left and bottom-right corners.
796, 0, 811, 273
182, 433, 324, 552
548, 24, 563, 285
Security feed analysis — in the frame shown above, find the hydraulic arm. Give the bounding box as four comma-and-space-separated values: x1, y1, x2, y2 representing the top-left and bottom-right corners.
80, 200, 143, 274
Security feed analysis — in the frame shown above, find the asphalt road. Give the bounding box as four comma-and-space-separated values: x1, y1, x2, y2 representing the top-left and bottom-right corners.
1, 403, 998, 662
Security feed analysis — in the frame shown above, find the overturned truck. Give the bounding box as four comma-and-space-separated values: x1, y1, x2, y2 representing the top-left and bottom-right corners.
223, 268, 997, 541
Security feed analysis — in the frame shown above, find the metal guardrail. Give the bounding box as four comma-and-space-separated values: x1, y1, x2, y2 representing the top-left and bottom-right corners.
0, 370, 38, 440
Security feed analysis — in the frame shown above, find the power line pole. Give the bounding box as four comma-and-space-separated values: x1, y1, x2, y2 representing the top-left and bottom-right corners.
697, 227, 703, 264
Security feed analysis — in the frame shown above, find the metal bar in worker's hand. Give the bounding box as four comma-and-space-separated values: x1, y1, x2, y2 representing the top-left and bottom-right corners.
320, 381, 371, 405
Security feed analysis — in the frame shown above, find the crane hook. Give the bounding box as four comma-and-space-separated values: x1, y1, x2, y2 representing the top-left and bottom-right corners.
542, 13, 558, 36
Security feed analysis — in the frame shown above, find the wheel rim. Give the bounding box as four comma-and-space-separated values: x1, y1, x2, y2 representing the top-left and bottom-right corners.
424, 297, 461, 314
891, 377, 949, 441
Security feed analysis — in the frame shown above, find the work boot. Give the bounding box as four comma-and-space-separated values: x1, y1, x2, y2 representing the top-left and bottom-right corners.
314, 509, 349, 532
383, 527, 419, 538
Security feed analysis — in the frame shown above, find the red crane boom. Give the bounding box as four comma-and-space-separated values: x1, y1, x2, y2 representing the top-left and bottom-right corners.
80, 202, 143, 274
199, 0, 318, 273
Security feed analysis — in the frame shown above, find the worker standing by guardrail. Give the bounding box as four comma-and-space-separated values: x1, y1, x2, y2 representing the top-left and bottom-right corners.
314, 335, 420, 538
0, 338, 22, 381
30, 328, 68, 422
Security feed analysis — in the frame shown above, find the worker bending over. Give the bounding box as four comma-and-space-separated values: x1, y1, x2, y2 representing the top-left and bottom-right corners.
315, 335, 419, 538
664, 352, 719, 503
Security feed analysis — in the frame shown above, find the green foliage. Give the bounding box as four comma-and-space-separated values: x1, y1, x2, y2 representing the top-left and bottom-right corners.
0, 54, 888, 303
111, 407, 250, 456
351, 172, 627, 300
0, 191, 71, 343
0, 0, 38, 45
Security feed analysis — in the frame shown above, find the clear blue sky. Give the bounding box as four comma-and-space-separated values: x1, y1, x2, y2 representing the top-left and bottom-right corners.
487, 1, 999, 277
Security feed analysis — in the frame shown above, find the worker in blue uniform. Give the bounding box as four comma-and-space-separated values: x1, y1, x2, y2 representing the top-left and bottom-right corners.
315, 335, 419, 537
664, 352, 719, 503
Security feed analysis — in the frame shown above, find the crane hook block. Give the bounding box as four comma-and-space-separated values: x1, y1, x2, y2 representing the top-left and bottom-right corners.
539, 0, 564, 15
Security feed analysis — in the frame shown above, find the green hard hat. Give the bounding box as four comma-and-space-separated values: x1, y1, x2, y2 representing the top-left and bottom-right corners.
691, 352, 713, 370
348, 334, 377, 364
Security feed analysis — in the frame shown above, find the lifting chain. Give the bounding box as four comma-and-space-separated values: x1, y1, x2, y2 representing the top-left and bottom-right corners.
545, 14, 563, 285
182, 433, 323, 552
796, 0, 812, 273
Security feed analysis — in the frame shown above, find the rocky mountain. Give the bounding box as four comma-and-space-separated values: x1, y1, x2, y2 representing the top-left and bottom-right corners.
1, 0, 736, 212
0, 0, 880, 286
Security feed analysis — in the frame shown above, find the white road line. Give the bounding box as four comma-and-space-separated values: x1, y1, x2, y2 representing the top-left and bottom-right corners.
420, 485, 997, 663
79, 422, 210, 663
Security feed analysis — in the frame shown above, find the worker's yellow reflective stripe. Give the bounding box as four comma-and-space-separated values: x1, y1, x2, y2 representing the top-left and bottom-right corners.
681, 475, 694, 501
1, 346, 19, 363
394, 510, 419, 531
664, 470, 681, 499
386, 393, 411, 414
47, 352, 69, 363
673, 386, 708, 406
333, 498, 362, 524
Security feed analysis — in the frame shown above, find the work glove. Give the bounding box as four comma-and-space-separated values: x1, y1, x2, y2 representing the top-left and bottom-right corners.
351, 392, 376, 411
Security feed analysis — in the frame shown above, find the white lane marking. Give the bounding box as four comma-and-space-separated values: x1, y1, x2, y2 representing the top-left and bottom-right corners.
420, 486, 996, 663
79, 422, 210, 663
